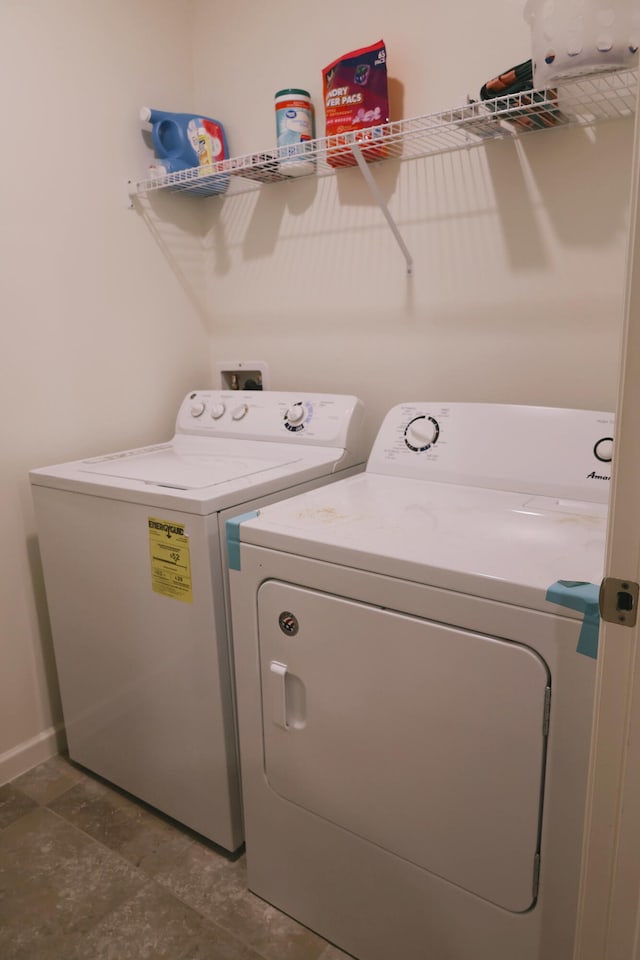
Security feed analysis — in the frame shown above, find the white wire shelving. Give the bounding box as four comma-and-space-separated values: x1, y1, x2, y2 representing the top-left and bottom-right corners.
128, 68, 638, 274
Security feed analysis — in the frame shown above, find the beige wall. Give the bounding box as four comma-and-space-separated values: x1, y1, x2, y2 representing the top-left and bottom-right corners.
0, 0, 211, 781
1, 0, 633, 781
194, 0, 632, 446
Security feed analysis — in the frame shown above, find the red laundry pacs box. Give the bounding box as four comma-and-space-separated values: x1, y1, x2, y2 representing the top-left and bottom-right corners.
322, 39, 389, 167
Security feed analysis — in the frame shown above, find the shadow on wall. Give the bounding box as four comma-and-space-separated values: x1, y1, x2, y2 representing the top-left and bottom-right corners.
220, 77, 407, 269
130, 191, 211, 323
241, 181, 316, 263
527, 118, 633, 243
217, 111, 634, 286
486, 117, 634, 271
131, 101, 634, 328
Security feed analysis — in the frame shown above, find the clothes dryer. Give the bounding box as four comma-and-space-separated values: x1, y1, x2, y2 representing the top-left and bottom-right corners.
30, 390, 365, 851
228, 402, 613, 959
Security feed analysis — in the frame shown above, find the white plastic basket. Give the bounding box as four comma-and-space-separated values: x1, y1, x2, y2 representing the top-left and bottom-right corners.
524, 0, 640, 87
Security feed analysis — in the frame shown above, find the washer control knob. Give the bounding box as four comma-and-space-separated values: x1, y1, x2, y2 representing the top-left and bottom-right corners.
190, 402, 206, 418
231, 404, 249, 421
405, 415, 440, 452
285, 404, 305, 424
594, 437, 614, 463
210, 403, 226, 420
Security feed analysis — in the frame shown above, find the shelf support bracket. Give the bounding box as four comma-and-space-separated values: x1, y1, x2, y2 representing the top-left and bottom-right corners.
349, 143, 413, 276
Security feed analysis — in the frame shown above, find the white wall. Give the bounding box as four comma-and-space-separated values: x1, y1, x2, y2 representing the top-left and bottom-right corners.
0, 0, 211, 781
193, 0, 632, 446
2, 0, 633, 782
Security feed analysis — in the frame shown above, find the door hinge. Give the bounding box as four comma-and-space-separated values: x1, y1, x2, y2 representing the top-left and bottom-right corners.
599, 578, 639, 627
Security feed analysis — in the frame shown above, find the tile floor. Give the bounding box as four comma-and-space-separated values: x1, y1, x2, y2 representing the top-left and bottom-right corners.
0, 754, 350, 960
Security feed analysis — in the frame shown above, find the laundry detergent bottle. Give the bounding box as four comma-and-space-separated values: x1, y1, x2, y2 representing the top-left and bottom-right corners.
140, 107, 229, 195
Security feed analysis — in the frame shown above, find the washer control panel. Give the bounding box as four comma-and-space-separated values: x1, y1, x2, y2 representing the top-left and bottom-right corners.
175, 390, 365, 451
368, 402, 615, 503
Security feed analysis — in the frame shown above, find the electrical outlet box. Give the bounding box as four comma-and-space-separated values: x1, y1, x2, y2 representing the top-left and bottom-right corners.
214, 360, 270, 392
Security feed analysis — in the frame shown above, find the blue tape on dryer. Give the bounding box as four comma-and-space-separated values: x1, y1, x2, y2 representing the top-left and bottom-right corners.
546, 580, 601, 659
226, 511, 260, 571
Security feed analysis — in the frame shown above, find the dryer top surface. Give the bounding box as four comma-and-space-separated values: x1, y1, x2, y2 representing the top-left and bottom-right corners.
235, 472, 607, 612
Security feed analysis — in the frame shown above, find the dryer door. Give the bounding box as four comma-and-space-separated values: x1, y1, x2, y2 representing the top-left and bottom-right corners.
258, 581, 550, 913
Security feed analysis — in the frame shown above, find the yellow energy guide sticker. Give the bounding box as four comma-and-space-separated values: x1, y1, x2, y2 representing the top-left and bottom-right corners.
148, 517, 193, 603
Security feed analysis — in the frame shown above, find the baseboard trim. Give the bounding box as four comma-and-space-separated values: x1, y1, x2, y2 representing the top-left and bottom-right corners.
0, 724, 66, 786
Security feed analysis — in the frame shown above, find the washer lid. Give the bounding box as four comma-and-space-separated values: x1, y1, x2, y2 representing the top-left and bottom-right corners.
29, 434, 350, 515
80, 443, 300, 490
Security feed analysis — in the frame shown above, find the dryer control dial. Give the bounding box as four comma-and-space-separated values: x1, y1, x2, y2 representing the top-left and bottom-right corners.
231, 404, 249, 421
210, 402, 226, 420
190, 401, 206, 418
405, 415, 440, 452
594, 437, 614, 463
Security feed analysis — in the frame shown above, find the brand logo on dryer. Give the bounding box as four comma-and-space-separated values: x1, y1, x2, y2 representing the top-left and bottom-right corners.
586, 471, 610, 481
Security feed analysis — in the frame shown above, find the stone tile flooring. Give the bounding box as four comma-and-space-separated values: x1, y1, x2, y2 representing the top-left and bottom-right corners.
0, 755, 350, 960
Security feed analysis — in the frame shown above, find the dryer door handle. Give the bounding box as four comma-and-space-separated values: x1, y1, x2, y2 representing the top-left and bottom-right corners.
268, 661, 306, 731
269, 661, 289, 729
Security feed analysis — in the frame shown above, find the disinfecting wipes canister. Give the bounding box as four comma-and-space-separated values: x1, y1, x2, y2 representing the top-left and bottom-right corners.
275, 88, 315, 176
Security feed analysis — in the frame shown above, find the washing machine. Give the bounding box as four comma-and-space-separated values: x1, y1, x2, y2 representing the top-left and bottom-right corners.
29, 389, 366, 852
227, 402, 614, 960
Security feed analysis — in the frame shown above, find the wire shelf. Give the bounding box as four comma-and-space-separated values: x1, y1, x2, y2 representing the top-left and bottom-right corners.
129, 68, 637, 201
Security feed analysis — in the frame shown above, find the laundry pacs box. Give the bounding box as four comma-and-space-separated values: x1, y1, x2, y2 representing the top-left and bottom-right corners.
322, 39, 390, 167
